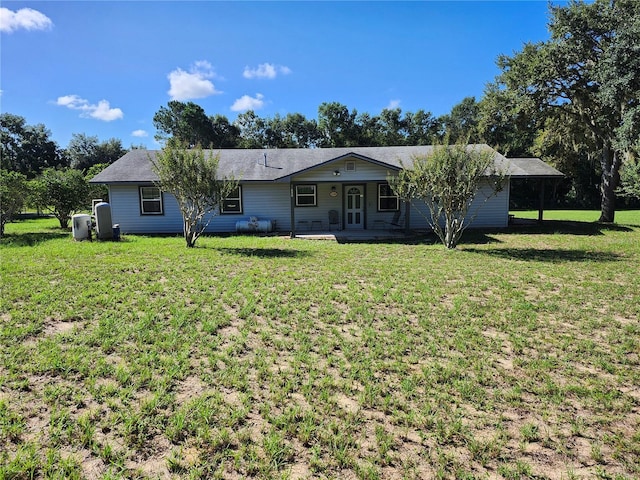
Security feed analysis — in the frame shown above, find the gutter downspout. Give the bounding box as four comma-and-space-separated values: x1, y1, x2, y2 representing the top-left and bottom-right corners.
290, 182, 296, 238
404, 200, 411, 235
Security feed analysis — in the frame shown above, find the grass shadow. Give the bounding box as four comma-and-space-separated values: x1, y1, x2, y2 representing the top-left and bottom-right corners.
334, 234, 435, 245
334, 231, 503, 246
0, 230, 70, 248
506, 219, 634, 235
217, 247, 311, 258
455, 231, 504, 245
464, 247, 622, 263
334, 218, 634, 246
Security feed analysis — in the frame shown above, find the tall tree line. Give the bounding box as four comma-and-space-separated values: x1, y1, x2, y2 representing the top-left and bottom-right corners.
1, 113, 127, 178
152, 100, 446, 150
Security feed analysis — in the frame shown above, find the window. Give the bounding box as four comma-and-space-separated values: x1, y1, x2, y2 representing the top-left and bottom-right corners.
378, 183, 399, 211
140, 186, 163, 215
295, 184, 317, 207
222, 186, 243, 214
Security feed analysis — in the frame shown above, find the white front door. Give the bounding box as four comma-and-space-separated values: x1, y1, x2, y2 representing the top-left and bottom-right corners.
345, 185, 364, 229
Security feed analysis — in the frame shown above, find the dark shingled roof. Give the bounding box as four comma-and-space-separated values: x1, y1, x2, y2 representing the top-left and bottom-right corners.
90, 146, 559, 184
506, 157, 564, 179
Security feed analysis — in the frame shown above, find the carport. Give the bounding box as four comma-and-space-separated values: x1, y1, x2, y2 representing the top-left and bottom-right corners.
508, 158, 564, 223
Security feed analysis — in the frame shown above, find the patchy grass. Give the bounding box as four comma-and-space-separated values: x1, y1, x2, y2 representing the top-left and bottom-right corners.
1, 213, 639, 479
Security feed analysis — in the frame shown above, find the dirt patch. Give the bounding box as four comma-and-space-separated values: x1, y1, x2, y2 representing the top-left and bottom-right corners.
175, 375, 207, 404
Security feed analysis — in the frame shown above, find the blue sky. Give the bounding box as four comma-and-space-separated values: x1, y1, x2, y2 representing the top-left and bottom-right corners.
1, 1, 559, 149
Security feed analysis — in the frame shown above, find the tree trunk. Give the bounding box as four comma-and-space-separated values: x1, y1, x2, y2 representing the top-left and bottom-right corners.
598, 146, 621, 223
185, 231, 196, 248
184, 218, 196, 247
445, 217, 456, 249
58, 214, 70, 229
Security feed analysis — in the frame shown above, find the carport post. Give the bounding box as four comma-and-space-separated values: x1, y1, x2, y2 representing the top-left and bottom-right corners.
538, 179, 545, 223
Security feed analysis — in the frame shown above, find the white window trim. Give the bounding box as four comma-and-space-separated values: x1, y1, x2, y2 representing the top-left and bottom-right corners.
295, 184, 317, 207
139, 186, 163, 215
377, 183, 399, 212
221, 186, 243, 214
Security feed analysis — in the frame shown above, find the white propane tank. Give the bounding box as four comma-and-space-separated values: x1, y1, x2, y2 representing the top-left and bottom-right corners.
72, 214, 91, 241
235, 218, 273, 233
94, 202, 113, 240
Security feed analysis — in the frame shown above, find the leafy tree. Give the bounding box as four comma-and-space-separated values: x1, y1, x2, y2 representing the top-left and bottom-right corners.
389, 143, 506, 249
376, 108, 408, 146
478, 84, 538, 157
532, 116, 601, 208
66, 133, 99, 170
209, 114, 240, 148
355, 112, 382, 146
153, 101, 215, 147
0, 170, 29, 237
234, 111, 269, 148
317, 102, 360, 147
276, 113, 321, 148
66, 134, 126, 171
32, 168, 90, 229
95, 138, 127, 167
85, 163, 110, 203
151, 145, 238, 248
493, 0, 640, 222
404, 110, 439, 146
439, 97, 481, 143
263, 114, 289, 148
618, 157, 640, 200
0, 113, 65, 177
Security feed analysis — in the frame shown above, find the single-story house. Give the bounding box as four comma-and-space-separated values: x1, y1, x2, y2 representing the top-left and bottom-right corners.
90, 145, 563, 236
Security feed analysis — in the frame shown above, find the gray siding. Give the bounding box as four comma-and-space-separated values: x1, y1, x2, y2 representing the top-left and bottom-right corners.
467, 180, 510, 228
234, 183, 291, 232
404, 179, 510, 230
109, 185, 183, 234
109, 183, 293, 234
292, 183, 342, 230
108, 176, 509, 234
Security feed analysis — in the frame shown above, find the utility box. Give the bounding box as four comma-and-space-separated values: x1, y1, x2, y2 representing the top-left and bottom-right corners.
94, 202, 113, 240
72, 214, 91, 241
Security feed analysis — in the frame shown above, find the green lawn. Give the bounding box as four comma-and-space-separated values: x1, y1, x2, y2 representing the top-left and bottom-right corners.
1, 214, 639, 479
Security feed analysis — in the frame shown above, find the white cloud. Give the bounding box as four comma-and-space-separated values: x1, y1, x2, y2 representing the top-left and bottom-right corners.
91, 100, 124, 121
0, 7, 53, 33
243, 63, 292, 80
231, 93, 265, 112
131, 129, 148, 138
55, 95, 123, 122
387, 99, 401, 109
168, 60, 221, 101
